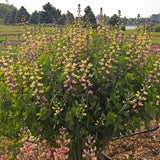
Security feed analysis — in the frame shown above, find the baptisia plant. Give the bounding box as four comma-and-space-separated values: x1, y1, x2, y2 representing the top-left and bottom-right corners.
0, 13, 160, 159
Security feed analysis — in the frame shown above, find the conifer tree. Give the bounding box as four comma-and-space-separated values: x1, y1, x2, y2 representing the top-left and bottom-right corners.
16, 6, 30, 23
8, 8, 17, 24
29, 11, 39, 24
83, 6, 96, 25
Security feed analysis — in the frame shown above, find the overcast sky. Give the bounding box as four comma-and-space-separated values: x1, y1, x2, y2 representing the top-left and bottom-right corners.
1, 0, 160, 18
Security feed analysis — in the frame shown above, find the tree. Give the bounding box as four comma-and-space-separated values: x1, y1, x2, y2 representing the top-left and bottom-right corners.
16, 6, 30, 23
8, 8, 17, 24
4, 11, 10, 24
66, 10, 74, 24
29, 11, 39, 24
0, 3, 16, 19
57, 14, 66, 25
109, 14, 119, 26
40, 2, 58, 24
122, 16, 128, 25
83, 6, 96, 25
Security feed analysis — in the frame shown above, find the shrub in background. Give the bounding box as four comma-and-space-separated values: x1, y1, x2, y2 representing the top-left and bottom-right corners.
152, 24, 160, 32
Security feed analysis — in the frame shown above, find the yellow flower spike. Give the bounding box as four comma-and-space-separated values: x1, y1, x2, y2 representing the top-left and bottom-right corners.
22, 75, 26, 79
143, 91, 148, 95
87, 63, 93, 69
82, 60, 87, 64
106, 70, 110, 74
37, 83, 43, 87
101, 58, 105, 62
30, 76, 34, 80
82, 113, 87, 116
30, 84, 35, 88
37, 76, 42, 80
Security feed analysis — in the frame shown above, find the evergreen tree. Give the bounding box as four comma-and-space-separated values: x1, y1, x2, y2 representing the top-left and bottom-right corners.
8, 8, 17, 24
16, 6, 30, 23
109, 14, 119, 26
40, 2, 58, 24
122, 16, 128, 25
83, 6, 96, 25
0, 3, 16, 19
57, 14, 66, 25
66, 10, 74, 24
29, 11, 39, 24
4, 11, 10, 24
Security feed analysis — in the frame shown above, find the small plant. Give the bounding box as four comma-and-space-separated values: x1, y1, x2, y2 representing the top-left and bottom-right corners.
0, 137, 14, 160
17, 127, 51, 160
82, 135, 97, 160
53, 127, 70, 160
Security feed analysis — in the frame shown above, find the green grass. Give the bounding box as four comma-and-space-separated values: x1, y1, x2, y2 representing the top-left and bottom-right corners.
0, 25, 25, 42
0, 35, 24, 42
150, 32, 160, 44
0, 25, 23, 34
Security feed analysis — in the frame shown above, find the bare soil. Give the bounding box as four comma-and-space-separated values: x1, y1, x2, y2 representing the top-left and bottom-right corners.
103, 120, 160, 160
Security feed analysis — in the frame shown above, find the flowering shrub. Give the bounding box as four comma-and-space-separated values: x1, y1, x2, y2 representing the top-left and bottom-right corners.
0, 18, 160, 159
17, 127, 51, 160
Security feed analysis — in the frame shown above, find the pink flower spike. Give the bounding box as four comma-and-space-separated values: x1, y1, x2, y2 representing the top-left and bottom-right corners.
64, 147, 69, 152
64, 84, 68, 87
88, 90, 93, 95
46, 151, 51, 159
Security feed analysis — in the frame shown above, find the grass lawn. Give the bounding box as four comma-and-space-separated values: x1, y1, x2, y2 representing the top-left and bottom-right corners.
0, 25, 23, 34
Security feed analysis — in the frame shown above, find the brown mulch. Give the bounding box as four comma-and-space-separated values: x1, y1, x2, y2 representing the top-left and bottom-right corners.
102, 120, 160, 160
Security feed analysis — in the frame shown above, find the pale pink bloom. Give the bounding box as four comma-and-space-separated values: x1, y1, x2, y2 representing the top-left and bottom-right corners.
73, 87, 77, 91
39, 90, 44, 93
46, 151, 51, 159
64, 84, 68, 87
88, 90, 93, 94
88, 83, 93, 87
64, 147, 69, 152
72, 80, 77, 84
81, 83, 86, 87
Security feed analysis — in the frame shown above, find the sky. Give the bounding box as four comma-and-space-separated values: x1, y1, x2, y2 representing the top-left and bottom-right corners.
1, 0, 160, 18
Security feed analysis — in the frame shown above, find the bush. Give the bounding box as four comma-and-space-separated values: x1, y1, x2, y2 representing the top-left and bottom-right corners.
121, 25, 126, 31
0, 22, 160, 159
152, 24, 160, 32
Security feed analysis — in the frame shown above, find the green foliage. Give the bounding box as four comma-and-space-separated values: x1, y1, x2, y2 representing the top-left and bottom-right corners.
83, 6, 97, 25
0, 20, 160, 159
152, 24, 160, 32
39, 2, 64, 25
28, 11, 39, 24
150, 13, 160, 23
0, 3, 16, 19
5, 8, 18, 24
109, 14, 119, 26
66, 10, 75, 24
15, 6, 30, 23
121, 25, 126, 31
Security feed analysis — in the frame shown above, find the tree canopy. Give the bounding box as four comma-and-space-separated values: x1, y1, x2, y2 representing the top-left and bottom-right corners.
15, 6, 30, 23
83, 6, 96, 25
